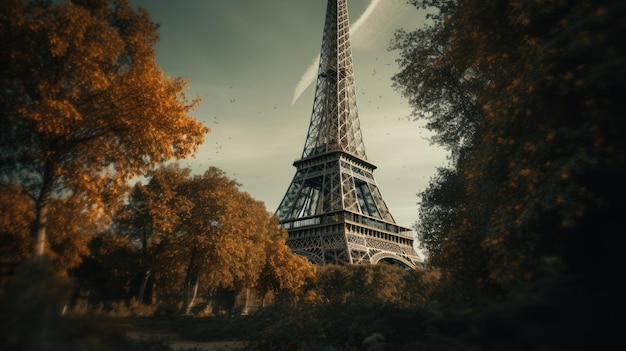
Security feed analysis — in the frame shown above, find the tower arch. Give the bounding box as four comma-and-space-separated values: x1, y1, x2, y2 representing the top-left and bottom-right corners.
370, 252, 417, 270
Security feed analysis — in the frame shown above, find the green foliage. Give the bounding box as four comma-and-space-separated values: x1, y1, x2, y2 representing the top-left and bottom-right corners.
248, 301, 441, 351
394, 0, 626, 302
247, 273, 620, 350
313, 264, 438, 308
315, 264, 408, 305
415, 167, 464, 266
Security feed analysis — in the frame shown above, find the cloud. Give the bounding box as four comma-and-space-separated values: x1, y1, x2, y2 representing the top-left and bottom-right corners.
291, 0, 411, 105
292, 56, 320, 105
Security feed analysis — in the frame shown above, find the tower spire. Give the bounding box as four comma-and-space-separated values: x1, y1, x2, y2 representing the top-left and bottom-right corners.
276, 0, 421, 268
302, 0, 365, 159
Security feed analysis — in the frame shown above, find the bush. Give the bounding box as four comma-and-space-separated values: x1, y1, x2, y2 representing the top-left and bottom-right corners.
0, 257, 141, 351
247, 272, 620, 350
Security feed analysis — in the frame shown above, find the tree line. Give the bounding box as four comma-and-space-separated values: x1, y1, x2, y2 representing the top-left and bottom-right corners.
78, 164, 315, 315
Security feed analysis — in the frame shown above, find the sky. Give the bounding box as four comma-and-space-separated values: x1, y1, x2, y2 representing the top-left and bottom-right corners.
129, 0, 449, 237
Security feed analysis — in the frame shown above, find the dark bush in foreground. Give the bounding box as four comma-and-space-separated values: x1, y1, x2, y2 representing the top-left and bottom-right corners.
0, 258, 175, 351
246, 275, 620, 351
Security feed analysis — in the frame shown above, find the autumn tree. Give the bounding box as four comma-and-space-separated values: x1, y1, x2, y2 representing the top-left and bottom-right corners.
173, 167, 243, 313
393, 0, 625, 302
113, 165, 310, 313
1, 189, 102, 290
0, 0, 209, 263
177, 167, 295, 313
116, 163, 193, 304
256, 239, 316, 305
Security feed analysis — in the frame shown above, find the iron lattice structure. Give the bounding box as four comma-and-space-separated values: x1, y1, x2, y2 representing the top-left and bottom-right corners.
276, 0, 422, 269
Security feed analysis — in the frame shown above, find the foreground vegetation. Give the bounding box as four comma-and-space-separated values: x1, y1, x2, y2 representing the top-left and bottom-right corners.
1, 0, 624, 350
0, 259, 613, 350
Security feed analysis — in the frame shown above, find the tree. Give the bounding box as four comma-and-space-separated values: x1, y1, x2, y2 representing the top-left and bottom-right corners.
72, 232, 141, 306
0, 0, 209, 260
256, 239, 316, 305
315, 265, 352, 303
116, 163, 193, 304
45, 195, 98, 273
415, 167, 464, 266
391, 1, 483, 160
313, 264, 411, 306
1, 186, 98, 289
393, 0, 625, 301
113, 165, 309, 313
175, 167, 245, 313
177, 167, 291, 313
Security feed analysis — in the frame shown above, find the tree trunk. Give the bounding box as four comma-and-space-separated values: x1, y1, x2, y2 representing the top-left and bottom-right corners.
151, 274, 158, 306
185, 279, 199, 314
33, 162, 54, 257
138, 270, 151, 304
204, 286, 216, 315
181, 251, 200, 314
242, 287, 250, 315
34, 202, 48, 256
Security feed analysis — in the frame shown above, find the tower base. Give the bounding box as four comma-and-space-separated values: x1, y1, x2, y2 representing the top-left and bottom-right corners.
282, 210, 422, 269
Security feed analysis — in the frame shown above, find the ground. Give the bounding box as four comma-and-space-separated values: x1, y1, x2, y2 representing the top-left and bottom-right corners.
116, 317, 246, 351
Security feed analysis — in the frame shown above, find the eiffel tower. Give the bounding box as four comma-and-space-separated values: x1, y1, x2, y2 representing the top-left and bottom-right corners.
276, 0, 422, 269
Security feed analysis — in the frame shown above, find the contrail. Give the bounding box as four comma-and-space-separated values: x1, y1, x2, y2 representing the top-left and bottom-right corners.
350, 0, 384, 49
291, 0, 410, 105
292, 56, 320, 106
